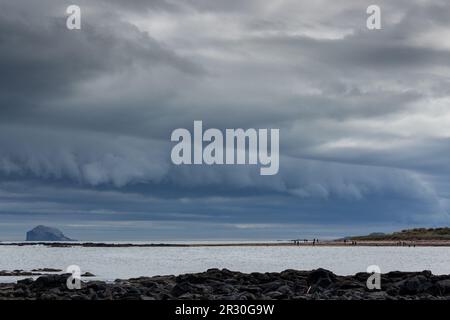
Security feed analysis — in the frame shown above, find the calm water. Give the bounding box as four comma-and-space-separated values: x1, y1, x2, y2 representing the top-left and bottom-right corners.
0, 244, 449, 282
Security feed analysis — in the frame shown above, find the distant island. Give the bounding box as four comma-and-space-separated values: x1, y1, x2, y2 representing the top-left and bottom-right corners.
26, 225, 75, 241
350, 228, 450, 241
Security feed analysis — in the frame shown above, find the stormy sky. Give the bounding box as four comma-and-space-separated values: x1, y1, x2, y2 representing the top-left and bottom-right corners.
1, 0, 450, 240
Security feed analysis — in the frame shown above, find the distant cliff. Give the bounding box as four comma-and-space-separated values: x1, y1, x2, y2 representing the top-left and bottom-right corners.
351, 228, 450, 241
26, 225, 75, 241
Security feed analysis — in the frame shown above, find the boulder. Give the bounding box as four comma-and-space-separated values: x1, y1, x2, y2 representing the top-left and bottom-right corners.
436, 279, 450, 295
33, 274, 71, 289
397, 275, 433, 295
307, 268, 337, 288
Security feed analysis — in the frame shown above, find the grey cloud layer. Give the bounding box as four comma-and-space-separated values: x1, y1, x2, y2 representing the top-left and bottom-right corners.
0, 0, 449, 238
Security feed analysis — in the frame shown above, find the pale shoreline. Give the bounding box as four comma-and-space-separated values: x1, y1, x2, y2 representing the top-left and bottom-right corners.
1, 240, 450, 247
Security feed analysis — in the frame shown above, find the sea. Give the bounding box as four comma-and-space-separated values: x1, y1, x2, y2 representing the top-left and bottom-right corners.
0, 241, 449, 283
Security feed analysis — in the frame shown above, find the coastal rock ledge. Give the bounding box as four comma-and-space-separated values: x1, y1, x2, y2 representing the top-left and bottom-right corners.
1, 268, 450, 300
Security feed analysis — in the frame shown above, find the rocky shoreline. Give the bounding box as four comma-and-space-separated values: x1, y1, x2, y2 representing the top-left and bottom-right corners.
0, 269, 95, 277
2, 240, 450, 247
0, 268, 449, 300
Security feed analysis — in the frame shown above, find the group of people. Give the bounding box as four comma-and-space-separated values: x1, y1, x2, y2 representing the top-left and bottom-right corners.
292, 239, 320, 245
291, 239, 418, 247
397, 241, 416, 247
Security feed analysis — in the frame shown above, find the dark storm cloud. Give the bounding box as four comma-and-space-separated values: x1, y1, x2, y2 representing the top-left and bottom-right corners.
0, 0, 203, 109
0, 0, 449, 239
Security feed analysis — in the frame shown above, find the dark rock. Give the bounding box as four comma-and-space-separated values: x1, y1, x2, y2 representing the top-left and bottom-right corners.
87, 281, 107, 291
386, 271, 411, 279
436, 279, 450, 294
386, 285, 400, 296
212, 283, 235, 294
280, 269, 306, 280
260, 280, 285, 292
241, 285, 262, 294
0, 270, 35, 276
367, 291, 389, 300
31, 268, 62, 272
26, 225, 75, 241
397, 275, 433, 295
266, 291, 286, 299
171, 282, 193, 297
33, 274, 71, 289
176, 273, 205, 284
2, 268, 449, 300
240, 292, 257, 300
81, 272, 95, 277
69, 294, 89, 300
421, 270, 433, 278
40, 293, 58, 300
336, 279, 365, 290
139, 280, 159, 290
307, 268, 337, 288
354, 272, 370, 282
178, 293, 202, 299
17, 278, 34, 286
13, 288, 26, 297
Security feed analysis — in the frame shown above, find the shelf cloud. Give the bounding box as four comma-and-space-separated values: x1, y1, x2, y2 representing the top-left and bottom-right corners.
0, 0, 449, 239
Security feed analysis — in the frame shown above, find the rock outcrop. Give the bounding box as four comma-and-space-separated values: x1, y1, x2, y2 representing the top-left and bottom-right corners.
26, 226, 74, 241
